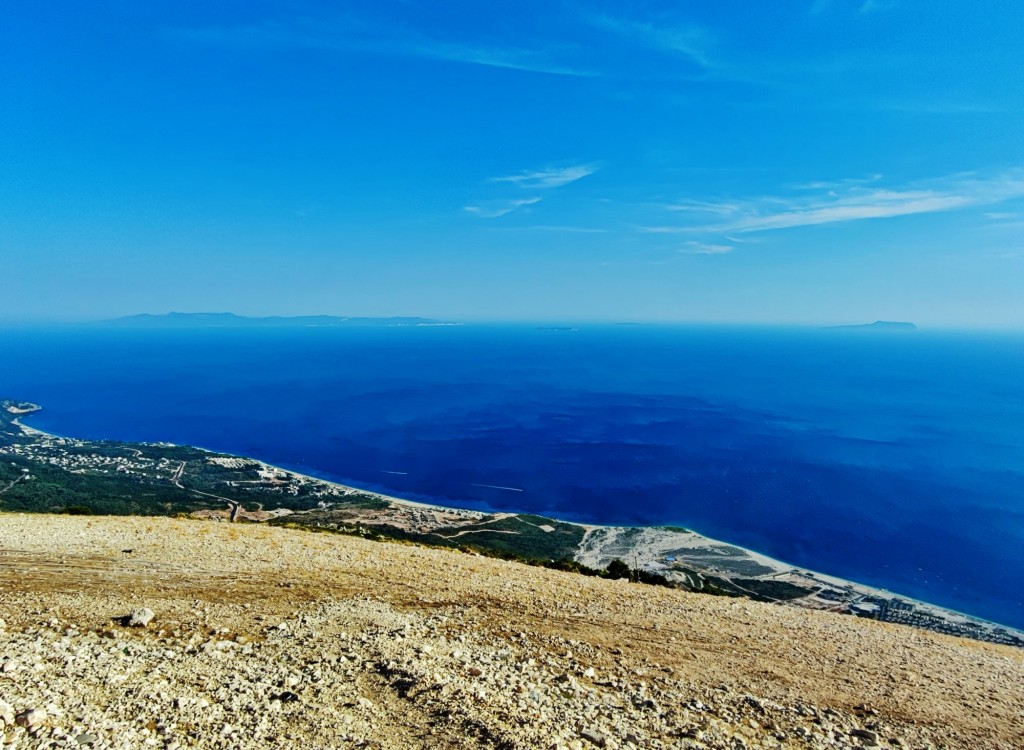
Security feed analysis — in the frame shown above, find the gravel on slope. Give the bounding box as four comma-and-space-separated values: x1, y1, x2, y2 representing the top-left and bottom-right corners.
0, 514, 1021, 750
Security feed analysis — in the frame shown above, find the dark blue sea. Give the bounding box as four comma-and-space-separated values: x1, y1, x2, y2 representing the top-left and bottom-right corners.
2, 324, 1022, 629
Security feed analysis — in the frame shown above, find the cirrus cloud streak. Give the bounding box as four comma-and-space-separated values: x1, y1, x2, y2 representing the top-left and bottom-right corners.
653, 170, 1024, 235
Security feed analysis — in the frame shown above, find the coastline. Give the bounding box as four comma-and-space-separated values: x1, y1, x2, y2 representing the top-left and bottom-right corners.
10, 417, 55, 439
10, 411, 1024, 638
260, 460, 485, 517
194, 446, 1024, 636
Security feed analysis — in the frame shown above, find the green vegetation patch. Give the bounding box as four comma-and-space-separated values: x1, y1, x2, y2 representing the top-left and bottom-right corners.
0, 455, 210, 516
282, 512, 585, 562
732, 578, 815, 601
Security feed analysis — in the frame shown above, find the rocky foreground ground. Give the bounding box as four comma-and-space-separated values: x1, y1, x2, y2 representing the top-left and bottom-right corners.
0, 515, 1021, 750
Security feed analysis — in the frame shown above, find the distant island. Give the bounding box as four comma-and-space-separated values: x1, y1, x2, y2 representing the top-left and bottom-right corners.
95, 312, 456, 328
823, 320, 918, 331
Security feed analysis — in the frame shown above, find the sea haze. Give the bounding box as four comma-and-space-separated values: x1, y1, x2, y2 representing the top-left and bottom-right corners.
2, 324, 1022, 628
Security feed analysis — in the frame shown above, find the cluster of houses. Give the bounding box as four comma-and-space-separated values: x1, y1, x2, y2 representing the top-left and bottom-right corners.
2, 436, 172, 480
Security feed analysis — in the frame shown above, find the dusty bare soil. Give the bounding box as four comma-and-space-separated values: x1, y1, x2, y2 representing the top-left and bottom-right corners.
0, 514, 1021, 750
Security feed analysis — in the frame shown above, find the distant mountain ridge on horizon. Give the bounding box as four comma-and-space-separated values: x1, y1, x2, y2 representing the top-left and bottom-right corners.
823, 320, 918, 331
97, 312, 454, 328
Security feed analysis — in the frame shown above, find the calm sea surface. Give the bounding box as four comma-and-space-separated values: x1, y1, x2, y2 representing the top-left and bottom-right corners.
2, 324, 1022, 628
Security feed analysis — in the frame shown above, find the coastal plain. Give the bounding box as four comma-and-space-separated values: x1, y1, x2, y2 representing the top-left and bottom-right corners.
1, 514, 1022, 750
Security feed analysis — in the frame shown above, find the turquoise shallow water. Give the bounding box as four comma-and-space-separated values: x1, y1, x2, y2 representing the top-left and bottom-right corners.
2, 324, 1022, 628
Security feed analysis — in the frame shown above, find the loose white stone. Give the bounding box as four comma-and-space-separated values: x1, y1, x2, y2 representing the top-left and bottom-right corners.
16, 707, 48, 730
127, 608, 155, 628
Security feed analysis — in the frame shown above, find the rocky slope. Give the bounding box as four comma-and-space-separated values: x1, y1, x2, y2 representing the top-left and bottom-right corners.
0, 514, 1021, 750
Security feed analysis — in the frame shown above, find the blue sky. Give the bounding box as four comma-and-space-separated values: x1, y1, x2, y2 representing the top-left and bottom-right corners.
2, 1, 1023, 326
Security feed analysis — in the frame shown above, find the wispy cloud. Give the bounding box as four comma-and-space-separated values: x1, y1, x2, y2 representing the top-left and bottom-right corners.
664, 198, 743, 215
463, 197, 543, 218
417, 41, 593, 77
587, 14, 717, 72
719, 191, 972, 232
177, 15, 592, 77
679, 241, 733, 255
489, 225, 611, 234
465, 163, 600, 219
983, 210, 1024, 232
791, 174, 883, 191
654, 170, 1024, 234
637, 225, 696, 235
489, 164, 598, 189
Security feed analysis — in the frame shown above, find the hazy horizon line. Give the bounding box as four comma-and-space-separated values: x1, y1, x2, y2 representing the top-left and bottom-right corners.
1, 312, 1022, 333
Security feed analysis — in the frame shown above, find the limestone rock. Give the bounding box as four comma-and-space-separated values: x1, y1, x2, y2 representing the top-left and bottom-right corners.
127, 608, 155, 628
0, 699, 14, 726
15, 707, 47, 730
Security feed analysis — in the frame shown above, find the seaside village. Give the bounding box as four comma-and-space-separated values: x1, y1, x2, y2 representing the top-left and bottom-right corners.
209, 456, 308, 497
802, 579, 1023, 647
2, 434, 178, 483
